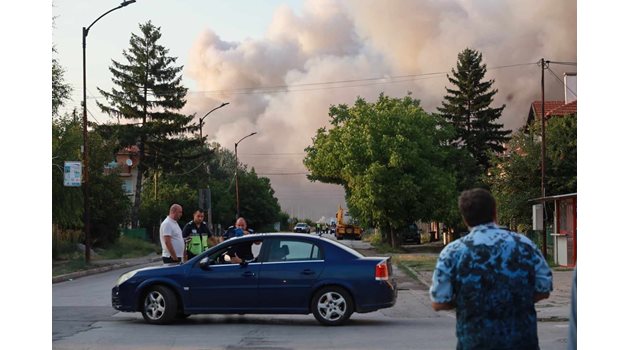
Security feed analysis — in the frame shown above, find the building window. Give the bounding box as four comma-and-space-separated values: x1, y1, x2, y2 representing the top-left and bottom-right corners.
122, 180, 133, 194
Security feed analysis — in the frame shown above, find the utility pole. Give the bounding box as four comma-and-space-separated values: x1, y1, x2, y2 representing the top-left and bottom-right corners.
540, 58, 549, 259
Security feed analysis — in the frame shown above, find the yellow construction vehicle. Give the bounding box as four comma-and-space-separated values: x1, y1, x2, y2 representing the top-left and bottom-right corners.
335, 205, 363, 240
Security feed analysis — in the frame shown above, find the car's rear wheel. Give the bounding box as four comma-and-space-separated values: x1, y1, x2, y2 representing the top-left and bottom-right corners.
311, 286, 353, 326
141, 285, 178, 324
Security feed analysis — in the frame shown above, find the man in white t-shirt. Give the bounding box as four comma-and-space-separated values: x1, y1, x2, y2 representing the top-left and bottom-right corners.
160, 204, 184, 264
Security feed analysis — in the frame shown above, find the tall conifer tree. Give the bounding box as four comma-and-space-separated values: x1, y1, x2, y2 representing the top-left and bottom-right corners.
97, 21, 199, 227
437, 48, 511, 171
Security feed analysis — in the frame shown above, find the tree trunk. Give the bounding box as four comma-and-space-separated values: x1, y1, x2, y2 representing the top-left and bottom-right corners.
390, 227, 396, 248
132, 71, 150, 229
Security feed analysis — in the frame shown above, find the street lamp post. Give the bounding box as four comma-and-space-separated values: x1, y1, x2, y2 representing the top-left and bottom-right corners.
82, 0, 136, 263
235, 132, 258, 218
199, 102, 229, 140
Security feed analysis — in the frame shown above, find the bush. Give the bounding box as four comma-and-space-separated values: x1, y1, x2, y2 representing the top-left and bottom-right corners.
52, 225, 83, 260
366, 229, 382, 245
99, 236, 159, 259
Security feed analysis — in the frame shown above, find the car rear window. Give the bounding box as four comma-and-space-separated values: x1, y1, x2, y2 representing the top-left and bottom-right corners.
325, 239, 364, 258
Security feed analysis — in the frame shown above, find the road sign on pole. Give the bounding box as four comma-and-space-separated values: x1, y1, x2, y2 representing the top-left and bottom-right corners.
64, 161, 82, 187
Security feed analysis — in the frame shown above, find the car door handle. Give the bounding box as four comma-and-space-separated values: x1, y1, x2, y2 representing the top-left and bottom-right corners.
242, 271, 256, 277
301, 269, 316, 275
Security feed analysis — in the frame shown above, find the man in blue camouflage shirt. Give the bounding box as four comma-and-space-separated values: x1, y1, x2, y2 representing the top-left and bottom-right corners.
430, 188, 553, 350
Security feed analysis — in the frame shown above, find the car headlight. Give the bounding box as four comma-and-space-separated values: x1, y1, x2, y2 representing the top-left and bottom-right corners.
116, 270, 138, 286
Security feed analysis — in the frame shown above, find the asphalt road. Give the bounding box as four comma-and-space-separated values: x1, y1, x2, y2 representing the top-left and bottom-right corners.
52, 234, 570, 350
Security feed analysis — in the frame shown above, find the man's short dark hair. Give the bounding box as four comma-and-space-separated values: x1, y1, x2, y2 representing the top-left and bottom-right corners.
194, 208, 204, 214
458, 188, 496, 227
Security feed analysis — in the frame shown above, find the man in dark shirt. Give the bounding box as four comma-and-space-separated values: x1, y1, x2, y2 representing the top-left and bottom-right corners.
223, 217, 258, 263
181, 209, 211, 260
222, 217, 254, 240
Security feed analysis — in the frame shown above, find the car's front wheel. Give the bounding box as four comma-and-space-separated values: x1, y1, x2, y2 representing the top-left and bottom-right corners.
141, 285, 178, 324
311, 286, 354, 326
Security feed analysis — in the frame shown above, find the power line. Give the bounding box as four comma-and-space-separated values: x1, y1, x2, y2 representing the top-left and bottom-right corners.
78, 60, 539, 100
255, 167, 309, 172
547, 61, 577, 66
258, 172, 309, 176
189, 61, 536, 95
547, 67, 577, 98
87, 108, 101, 125
163, 162, 205, 176
240, 152, 306, 156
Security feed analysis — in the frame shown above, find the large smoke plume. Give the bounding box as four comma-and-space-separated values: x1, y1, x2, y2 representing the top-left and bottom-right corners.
182, 0, 576, 221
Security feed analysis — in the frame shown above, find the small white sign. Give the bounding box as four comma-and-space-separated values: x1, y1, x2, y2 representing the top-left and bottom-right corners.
64, 161, 82, 187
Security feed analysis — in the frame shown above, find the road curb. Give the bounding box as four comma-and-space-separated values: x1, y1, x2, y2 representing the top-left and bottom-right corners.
52, 256, 162, 284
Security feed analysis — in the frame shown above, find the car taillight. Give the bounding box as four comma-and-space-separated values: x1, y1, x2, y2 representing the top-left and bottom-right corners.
375, 261, 389, 281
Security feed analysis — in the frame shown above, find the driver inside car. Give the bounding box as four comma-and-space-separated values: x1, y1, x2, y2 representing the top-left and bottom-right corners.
223, 241, 256, 264
221, 217, 261, 263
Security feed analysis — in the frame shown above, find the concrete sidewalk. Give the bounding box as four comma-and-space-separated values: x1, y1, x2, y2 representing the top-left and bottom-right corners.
404, 266, 574, 322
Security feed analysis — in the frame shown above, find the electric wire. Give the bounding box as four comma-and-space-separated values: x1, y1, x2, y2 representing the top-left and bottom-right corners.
161, 162, 205, 176
547, 67, 577, 98
79, 61, 539, 100
257, 172, 309, 176
240, 152, 306, 156
547, 61, 578, 66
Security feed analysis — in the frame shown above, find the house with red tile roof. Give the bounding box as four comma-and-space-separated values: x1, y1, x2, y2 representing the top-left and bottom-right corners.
104, 145, 140, 199
524, 73, 577, 267
526, 99, 577, 126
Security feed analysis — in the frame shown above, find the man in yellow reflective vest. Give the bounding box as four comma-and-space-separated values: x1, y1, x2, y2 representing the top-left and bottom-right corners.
182, 208, 211, 260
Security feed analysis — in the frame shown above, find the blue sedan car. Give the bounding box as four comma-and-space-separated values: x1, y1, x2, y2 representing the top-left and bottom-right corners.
112, 233, 397, 325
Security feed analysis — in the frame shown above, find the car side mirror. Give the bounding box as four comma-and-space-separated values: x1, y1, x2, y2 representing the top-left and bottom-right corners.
199, 257, 212, 270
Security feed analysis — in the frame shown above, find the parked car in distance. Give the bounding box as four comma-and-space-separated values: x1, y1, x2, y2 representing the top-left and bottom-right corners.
293, 222, 310, 233
112, 233, 397, 325
400, 223, 421, 244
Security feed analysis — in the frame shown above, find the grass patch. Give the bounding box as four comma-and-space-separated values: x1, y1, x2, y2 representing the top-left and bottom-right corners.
396, 262, 421, 282
52, 257, 93, 277
362, 231, 405, 254
370, 241, 406, 254
99, 236, 160, 259
52, 236, 159, 277
393, 254, 438, 271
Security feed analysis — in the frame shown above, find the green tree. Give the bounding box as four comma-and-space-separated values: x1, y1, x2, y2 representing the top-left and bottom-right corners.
52, 112, 130, 246
235, 167, 282, 231
52, 112, 83, 228
52, 46, 72, 117
484, 114, 576, 230
437, 48, 511, 172
97, 21, 200, 228
89, 132, 131, 246
139, 181, 197, 242
304, 93, 458, 246
139, 144, 283, 237
545, 115, 577, 194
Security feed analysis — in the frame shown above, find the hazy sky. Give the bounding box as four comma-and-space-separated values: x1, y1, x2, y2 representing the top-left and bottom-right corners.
52, 0, 577, 221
